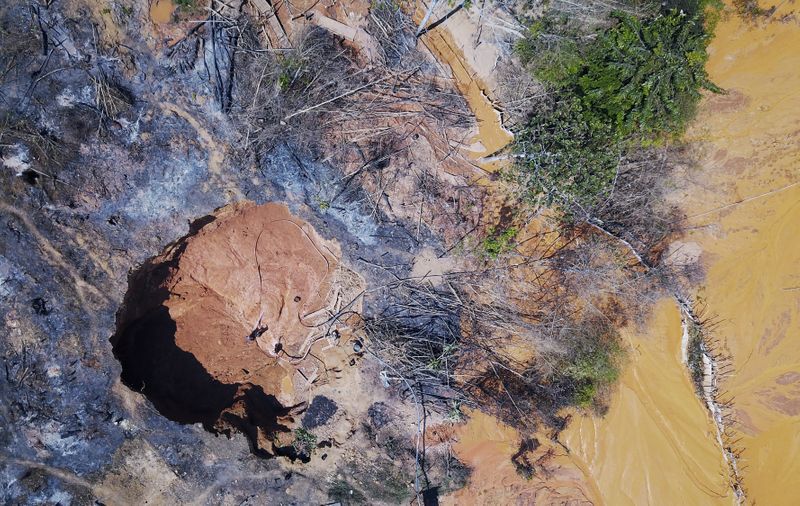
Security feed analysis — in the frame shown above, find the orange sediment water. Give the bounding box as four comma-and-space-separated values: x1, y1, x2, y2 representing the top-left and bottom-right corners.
561, 300, 731, 504
445, 300, 732, 505
562, 7, 800, 503
414, 5, 514, 170
442, 409, 601, 505
677, 5, 800, 504
150, 0, 174, 24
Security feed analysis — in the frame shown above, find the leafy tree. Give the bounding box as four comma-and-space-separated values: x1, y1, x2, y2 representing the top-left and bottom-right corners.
512, 97, 621, 207
512, 8, 720, 207
573, 11, 721, 138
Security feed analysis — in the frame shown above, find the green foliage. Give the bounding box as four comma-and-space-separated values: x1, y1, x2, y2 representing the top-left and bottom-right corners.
565, 341, 622, 384
370, 0, 401, 12
558, 318, 625, 408
314, 195, 331, 210
514, 18, 583, 87
480, 226, 518, 259
277, 57, 305, 91
572, 382, 598, 408
175, 0, 196, 7
277, 72, 292, 91
573, 11, 720, 138
292, 427, 317, 455
512, 97, 621, 207
512, 7, 721, 207
426, 343, 456, 370
447, 399, 464, 422
448, 0, 473, 8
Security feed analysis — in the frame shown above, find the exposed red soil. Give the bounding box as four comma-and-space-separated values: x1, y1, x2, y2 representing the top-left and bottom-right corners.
168, 202, 340, 386
112, 201, 363, 456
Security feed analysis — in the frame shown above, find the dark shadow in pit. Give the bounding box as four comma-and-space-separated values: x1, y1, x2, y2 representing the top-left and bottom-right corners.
110, 213, 292, 457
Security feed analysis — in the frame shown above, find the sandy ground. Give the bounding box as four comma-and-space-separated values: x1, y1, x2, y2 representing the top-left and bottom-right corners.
674, 6, 800, 503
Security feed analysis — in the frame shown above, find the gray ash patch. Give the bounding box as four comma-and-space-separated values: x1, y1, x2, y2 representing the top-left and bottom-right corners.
302, 395, 338, 429
367, 401, 392, 429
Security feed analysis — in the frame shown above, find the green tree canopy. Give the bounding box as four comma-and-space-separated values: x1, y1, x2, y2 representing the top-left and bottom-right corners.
574, 11, 721, 138
512, 8, 720, 207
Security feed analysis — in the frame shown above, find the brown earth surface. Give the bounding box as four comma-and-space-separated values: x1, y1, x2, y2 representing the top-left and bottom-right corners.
112, 202, 364, 455
169, 201, 343, 367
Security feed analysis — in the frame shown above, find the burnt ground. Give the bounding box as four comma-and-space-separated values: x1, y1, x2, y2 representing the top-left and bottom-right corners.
0, 1, 482, 504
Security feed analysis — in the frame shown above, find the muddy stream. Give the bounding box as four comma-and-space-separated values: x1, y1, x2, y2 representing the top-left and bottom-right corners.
425, 4, 799, 504
414, 3, 514, 171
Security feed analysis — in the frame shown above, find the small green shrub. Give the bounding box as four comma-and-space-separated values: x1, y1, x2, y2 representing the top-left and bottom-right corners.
277, 57, 305, 92
447, 399, 464, 422
572, 382, 598, 408
556, 317, 626, 409
313, 195, 330, 210
481, 226, 518, 259
514, 17, 583, 87
292, 427, 317, 455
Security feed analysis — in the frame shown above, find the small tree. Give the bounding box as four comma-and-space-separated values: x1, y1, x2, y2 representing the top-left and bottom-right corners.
512, 8, 720, 208
512, 97, 621, 208
574, 11, 721, 139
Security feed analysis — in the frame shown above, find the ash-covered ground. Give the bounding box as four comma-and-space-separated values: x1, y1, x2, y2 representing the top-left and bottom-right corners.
0, 1, 482, 503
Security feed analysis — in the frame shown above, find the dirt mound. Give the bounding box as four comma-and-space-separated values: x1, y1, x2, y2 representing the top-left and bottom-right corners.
111, 202, 363, 456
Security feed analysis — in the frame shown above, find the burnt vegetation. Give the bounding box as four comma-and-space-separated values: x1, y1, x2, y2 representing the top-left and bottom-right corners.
357, 0, 729, 489
231, 16, 470, 161
0, 0, 749, 502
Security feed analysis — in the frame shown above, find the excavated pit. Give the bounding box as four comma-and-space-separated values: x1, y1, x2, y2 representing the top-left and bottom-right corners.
111, 202, 363, 457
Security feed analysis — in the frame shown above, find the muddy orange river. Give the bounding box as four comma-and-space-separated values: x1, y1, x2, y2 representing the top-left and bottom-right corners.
437, 5, 800, 505
414, 4, 513, 169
